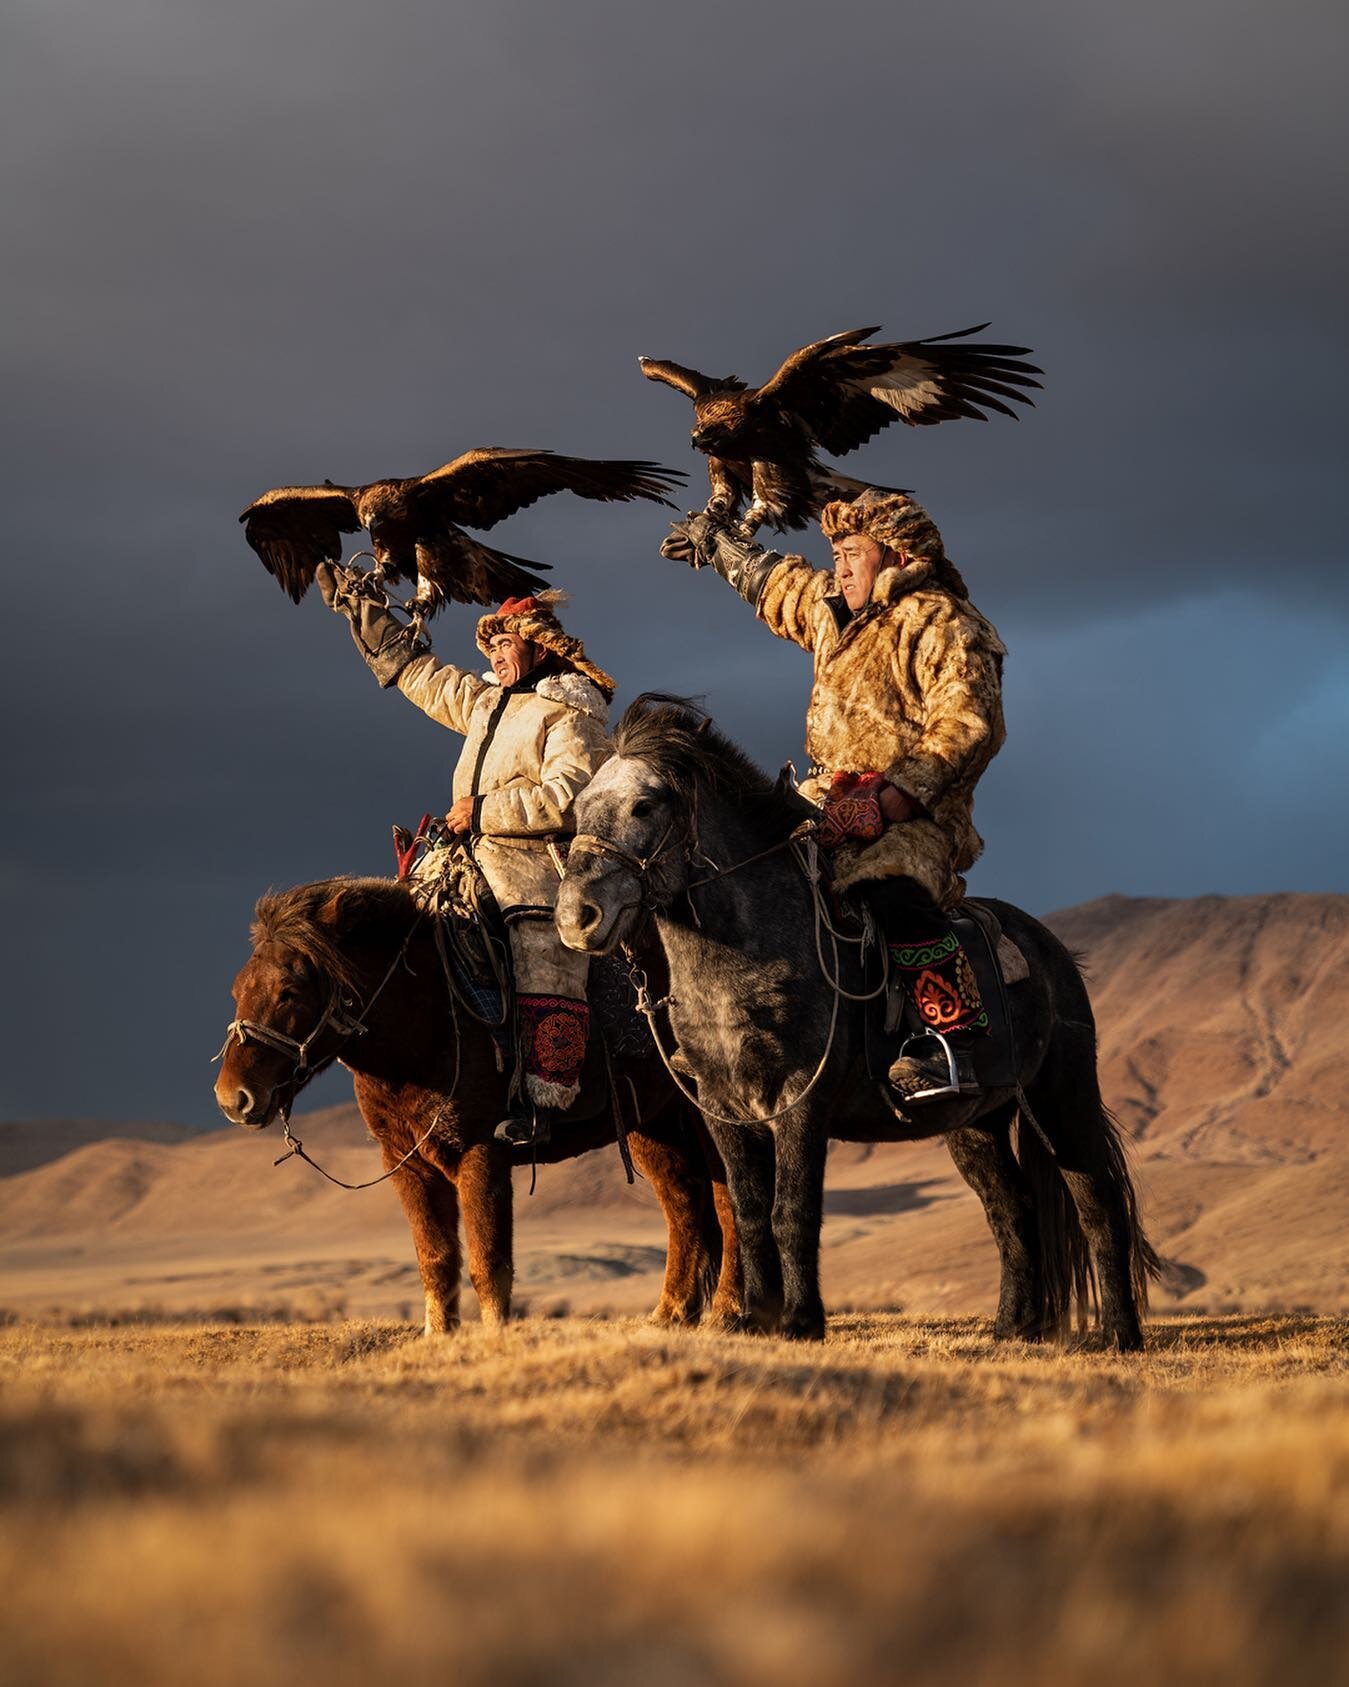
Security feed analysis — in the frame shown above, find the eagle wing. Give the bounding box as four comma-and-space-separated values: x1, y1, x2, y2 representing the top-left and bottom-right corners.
638, 357, 748, 401
413, 528, 553, 610
238, 484, 363, 602
409, 447, 685, 531
758, 324, 1042, 456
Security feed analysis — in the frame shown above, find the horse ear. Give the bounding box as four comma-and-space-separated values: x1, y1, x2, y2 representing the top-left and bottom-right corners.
317, 887, 349, 928
774, 762, 817, 816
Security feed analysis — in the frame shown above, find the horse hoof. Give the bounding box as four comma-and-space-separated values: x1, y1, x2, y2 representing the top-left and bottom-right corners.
1105, 1325, 1145, 1353
780, 1311, 826, 1343
648, 1301, 699, 1329
994, 1315, 1047, 1343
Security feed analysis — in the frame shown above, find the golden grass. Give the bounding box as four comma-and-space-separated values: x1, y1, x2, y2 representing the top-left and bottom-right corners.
1, 1314, 1345, 1686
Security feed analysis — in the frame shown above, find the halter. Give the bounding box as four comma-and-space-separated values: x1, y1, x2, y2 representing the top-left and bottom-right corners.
213, 916, 423, 1091
569, 818, 683, 907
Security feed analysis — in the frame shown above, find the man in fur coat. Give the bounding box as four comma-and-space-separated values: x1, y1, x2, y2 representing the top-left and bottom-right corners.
661, 489, 1006, 1101
315, 568, 612, 1145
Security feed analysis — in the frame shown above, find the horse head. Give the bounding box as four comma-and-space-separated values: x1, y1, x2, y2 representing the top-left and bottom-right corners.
214, 878, 412, 1129
557, 752, 692, 954
558, 693, 810, 956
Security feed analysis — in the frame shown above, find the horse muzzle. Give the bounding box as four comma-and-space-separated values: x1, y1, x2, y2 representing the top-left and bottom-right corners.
554, 877, 639, 956
214, 1078, 281, 1131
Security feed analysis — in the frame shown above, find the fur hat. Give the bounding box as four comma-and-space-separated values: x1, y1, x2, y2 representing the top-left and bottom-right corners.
819, 488, 945, 561
475, 589, 615, 700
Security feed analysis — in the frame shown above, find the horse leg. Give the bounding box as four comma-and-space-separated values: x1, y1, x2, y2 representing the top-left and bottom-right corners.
389, 1155, 463, 1337
456, 1140, 514, 1326
770, 1113, 828, 1341
707, 1146, 744, 1329
944, 1112, 1044, 1341
710, 1123, 782, 1333
626, 1121, 715, 1327
1025, 1031, 1146, 1352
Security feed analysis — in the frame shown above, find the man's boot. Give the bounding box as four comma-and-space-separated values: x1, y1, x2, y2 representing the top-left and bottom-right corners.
494, 1105, 562, 1148
856, 878, 988, 1104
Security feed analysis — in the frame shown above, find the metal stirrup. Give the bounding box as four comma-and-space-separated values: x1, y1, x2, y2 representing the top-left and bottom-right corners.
894, 1029, 965, 1101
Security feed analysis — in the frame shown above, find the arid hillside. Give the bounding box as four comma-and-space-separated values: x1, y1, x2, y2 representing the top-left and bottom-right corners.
1, 893, 1345, 1321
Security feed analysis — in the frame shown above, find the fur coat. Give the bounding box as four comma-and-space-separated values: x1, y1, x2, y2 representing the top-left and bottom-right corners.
395, 653, 610, 913
756, 551, 1006, 906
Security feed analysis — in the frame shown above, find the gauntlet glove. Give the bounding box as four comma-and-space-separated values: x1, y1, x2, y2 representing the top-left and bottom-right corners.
660, 514, 782, 609
315, 562, 427, 688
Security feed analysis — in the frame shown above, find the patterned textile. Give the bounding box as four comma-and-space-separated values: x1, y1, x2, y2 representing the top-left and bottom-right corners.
887, 931, 988, 1034
818, 771, 886, 849
518, 994, 589, 1106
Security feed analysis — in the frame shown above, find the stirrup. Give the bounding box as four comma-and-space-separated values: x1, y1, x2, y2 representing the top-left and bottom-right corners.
889, 1029, 978, 1103
494, 1107, 551, 1148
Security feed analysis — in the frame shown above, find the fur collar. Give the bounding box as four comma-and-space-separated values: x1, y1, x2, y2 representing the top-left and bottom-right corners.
480, 668, 609, 723
822, 551, 942, 622
536, 671, 609, 721
871, 552, 941, 601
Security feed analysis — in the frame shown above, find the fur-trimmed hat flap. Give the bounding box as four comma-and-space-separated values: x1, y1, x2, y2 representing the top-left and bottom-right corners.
819, 488, 945, 561
475, 588, 615, 700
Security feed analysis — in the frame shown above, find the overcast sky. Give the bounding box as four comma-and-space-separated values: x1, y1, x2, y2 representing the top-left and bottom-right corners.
2, 0, 1345, 1124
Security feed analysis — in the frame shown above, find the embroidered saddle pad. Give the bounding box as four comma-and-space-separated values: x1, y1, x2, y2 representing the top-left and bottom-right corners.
864, 898, 1026, 1093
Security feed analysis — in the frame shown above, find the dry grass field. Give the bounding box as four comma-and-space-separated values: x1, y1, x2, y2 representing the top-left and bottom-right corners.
2, 1312, 1346, 1687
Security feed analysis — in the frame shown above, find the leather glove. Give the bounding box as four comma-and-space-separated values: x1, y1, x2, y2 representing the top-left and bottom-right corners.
313, 561, 427, 689
661, 513, 781, 607
660, 517, 713, 569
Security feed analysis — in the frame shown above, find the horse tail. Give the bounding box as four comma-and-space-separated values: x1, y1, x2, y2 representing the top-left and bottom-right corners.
1015, 1088, 1162, 1336
1014, 1101, 1094, 1337
1097, 1098, 1163, 1315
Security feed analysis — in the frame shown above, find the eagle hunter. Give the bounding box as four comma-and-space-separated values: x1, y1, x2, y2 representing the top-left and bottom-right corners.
240, 447, 685, 613
639, 324, 1041, 534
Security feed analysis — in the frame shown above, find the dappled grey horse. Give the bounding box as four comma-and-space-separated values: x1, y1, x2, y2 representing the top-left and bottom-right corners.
556, 696, 1157, 1348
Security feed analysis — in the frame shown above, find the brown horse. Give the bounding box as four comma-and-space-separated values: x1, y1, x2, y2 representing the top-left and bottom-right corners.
214, 875, 740, 1334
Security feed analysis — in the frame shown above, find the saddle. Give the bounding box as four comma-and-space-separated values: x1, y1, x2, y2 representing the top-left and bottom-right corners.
398, 822, 654, 1072
864, 898, 1029, 1099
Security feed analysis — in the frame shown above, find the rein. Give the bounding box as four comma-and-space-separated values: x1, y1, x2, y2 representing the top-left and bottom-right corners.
605, 826, 867, 1128
213, 916, 423, 1080
214, 912, 462, 1191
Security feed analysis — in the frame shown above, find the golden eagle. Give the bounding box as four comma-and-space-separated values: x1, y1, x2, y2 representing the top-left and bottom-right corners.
241, 448, 685, 612
639, 324, 1041, 533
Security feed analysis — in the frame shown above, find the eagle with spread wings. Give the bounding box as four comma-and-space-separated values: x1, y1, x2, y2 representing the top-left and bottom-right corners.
240, 448, 685, 613
639, 324, 1041, 533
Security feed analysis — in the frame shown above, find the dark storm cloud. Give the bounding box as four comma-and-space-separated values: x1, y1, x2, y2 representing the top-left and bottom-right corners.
1, 0, 1345, 1120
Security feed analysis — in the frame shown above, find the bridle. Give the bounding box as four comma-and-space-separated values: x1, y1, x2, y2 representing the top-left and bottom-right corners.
568, 804, 887, 1128
213, 916, 424, 1098
213, 911, 464, 1189
569, 818, 683, 908
572, 797, 817, 912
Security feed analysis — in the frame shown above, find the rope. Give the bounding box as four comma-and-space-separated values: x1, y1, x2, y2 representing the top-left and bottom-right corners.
623, 908, 842, 1130
271, 1108, 447, 1188
601, 1036, 636, 1185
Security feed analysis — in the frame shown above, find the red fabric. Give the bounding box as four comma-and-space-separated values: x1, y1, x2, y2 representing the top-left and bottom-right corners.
497, 595, 538, 617
517, 995, 589, 1090
818, 771, 887, 850
392, 813, 434, 881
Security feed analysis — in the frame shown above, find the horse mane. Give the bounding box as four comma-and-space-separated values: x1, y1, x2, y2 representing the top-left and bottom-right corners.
612, 693, 809, 843
250, 876, 415, 993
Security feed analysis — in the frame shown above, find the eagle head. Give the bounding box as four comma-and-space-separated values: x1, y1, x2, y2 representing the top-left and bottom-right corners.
690, 393, 745, 454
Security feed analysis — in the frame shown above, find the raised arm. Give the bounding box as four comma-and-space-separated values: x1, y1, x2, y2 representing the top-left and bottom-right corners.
395, 654, 489, 736
660, 514, 830, 654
